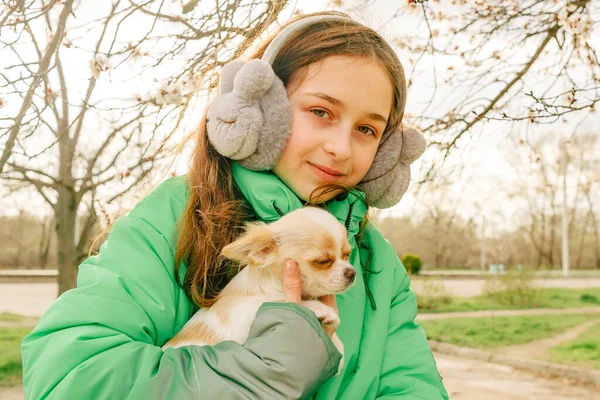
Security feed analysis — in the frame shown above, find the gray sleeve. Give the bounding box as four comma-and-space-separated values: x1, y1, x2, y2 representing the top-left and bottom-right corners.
160, 302, 342, 400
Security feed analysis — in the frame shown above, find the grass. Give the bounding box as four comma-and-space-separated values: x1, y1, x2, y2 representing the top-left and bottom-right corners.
420, 314, 596, 348
0, 313, 38, 387
548, 322, 600, 369
421, 269, 600, 279
0, 313, 27, 323
416, 288, 600, 313
0, 327, 32, 387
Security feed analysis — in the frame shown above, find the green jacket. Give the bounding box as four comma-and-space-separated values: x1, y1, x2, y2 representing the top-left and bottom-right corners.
21, 163, 448, 400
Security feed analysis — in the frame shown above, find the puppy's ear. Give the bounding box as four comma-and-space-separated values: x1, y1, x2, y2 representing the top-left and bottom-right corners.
222, 222, 277, 266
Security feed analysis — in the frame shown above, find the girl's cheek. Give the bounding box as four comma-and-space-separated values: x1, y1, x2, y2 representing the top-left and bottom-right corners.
352, 131, 378, 146
309, 112, 338, 131
297, 111, 329, 134
312, 118, 331, 131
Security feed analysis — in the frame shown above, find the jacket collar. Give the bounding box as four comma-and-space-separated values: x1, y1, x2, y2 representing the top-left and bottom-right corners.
231, 162, 367, 238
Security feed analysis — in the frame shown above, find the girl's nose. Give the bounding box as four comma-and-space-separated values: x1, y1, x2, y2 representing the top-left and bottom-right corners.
323, 127, 352, 161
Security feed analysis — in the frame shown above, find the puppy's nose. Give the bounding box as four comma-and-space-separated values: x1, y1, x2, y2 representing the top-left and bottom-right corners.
344, 268, 356, 282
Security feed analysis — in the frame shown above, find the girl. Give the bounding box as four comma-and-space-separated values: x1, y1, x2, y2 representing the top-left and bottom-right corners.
21, 11, 448, 400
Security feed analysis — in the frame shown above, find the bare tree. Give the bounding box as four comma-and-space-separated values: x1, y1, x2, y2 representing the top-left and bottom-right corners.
376, 177, 480, 269
0, 209, 46, 268
0, 0, 290, 294
376, 129, 599, 271
374, 129, 600, 272
382, 0, 599, 179
506, 135, 561, 268
504, 132, 600, 269
570, 133, 600, 268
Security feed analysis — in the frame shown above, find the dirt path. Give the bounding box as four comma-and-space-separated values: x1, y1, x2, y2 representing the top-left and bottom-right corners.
0, 283, 56, 317
411, 278, 600, 298
436, 352, 600, 400
0, 386, 22, 400
497, 319, 599, 362
417, 306, 600, 320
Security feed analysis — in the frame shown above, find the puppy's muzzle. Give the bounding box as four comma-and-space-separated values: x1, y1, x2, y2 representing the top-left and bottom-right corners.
344, 268, 356, 284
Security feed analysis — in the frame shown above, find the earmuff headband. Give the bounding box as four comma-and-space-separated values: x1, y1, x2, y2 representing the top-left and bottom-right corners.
262, 15, 349, 64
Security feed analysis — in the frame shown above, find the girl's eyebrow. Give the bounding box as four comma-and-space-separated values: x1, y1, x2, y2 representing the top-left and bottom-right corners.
304, 92, 388, 124
305, 92, 344, 108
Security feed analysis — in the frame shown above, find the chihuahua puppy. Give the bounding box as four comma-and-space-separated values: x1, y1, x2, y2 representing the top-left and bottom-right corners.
162, 206, 356, 373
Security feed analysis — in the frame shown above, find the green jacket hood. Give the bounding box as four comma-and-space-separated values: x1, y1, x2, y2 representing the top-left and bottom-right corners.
231, 162, 368, 238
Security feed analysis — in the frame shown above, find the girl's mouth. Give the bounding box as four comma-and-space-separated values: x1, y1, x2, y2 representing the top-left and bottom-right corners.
308, 162, 344, 183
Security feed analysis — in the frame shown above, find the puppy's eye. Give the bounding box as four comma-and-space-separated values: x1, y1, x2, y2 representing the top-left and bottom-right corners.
312, 257, 334, 269
342, 253, 351, 261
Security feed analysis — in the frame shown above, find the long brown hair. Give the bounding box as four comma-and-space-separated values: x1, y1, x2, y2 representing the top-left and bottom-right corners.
176, 11, 407, 308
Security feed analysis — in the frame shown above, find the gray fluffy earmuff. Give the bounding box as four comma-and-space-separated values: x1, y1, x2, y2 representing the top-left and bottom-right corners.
206, 15, 426, 209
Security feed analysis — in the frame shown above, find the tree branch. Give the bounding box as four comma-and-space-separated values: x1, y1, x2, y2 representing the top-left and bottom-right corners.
0, 0, 74, 174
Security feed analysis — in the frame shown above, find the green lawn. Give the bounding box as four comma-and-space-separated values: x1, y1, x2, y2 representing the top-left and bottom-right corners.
0, 313, 37, 387
420, 314, 597, 348
0, 327, 31, 387
417, 288, 600, 313
548, 322, 600, 369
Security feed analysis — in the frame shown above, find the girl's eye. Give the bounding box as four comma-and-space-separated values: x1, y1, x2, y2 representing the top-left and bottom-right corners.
357, 126, 376, 136
311, 109, 329, 118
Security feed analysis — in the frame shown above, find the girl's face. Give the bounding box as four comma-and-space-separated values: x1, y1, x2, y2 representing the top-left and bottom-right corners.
273, 55, 394, 202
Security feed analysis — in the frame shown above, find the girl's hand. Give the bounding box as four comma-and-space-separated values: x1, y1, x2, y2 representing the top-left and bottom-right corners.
283, 260, 339, 338
283, 260, 303, 303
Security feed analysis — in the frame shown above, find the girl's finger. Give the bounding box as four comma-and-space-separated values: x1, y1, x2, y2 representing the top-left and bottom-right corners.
283, 260, 302, 303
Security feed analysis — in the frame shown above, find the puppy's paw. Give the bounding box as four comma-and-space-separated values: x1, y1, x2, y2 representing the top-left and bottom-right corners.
301, 300, 340, 329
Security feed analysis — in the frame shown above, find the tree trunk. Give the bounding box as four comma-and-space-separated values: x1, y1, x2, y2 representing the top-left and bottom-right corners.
575, 215, 588, 269
593, 214, 600, 269
12, 245, 22, 269
539, 213, 547, 268
39, 219, 53, 269
548, 214, 556, 267
55, 188, 78, 295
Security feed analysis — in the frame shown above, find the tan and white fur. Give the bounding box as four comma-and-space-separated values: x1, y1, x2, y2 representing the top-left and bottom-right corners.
162, 206, 356, 373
